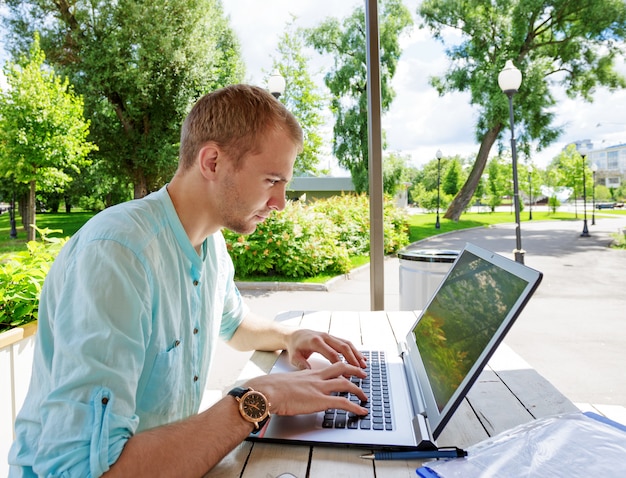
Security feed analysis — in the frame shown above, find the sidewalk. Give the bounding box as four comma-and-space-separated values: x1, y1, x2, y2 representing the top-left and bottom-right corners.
208, 215, 626, 420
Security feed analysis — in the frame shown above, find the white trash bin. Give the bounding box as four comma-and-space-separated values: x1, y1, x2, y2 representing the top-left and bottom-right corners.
397, 248, 459, 311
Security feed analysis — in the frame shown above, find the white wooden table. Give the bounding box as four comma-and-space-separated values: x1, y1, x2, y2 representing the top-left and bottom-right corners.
205, 310, 578, 478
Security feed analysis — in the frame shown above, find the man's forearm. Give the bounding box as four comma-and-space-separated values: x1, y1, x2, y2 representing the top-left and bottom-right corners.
227, 313, 292, 352
105, 395, 253, 477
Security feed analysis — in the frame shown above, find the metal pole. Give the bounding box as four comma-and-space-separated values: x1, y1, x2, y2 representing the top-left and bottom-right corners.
507, 93, 524, 263
528, 170, 533, 220
365, 0, 384, 310
9, 191, 18, 239
436, 158, 441, 229
591, 170, 596, 226
581, 156, 590, 237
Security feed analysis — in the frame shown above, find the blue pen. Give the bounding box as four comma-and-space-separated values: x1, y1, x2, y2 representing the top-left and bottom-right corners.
360, 447, 467, 460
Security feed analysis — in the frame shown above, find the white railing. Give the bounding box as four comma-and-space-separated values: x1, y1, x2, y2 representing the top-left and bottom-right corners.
0, 322, 37, 476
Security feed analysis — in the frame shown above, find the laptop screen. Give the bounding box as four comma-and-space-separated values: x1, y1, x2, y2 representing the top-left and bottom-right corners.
406, 243, 542, 438
413, 249, 529, 411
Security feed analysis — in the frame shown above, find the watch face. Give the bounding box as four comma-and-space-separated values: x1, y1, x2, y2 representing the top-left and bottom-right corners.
242, 392, 268, 421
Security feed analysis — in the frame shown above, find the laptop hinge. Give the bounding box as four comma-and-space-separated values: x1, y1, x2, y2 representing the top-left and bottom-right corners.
412, 415, 437, 451
400, 344, 427, 417
397, 340, 409, 357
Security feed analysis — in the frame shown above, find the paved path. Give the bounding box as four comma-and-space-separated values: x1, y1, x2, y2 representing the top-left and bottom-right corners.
208, 215, 626, 418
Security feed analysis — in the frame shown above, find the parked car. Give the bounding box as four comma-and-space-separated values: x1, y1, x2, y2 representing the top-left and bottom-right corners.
596, 202, 616, 209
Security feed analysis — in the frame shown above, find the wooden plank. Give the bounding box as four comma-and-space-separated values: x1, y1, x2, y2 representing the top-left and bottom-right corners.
308, 447, 374, 477
328, 311, 362, 346
275, 310, 306, 324
300, 311, 331, 333
375, 458, 426, 478
437, 398, 489, 448
385, 310, 418, 345
241, 442, 310, 478
580, 403, 626, 425
465, 369, 534, 436
493, 368, 579, 418
204, 441, 253, 477
359, 311, 397, 349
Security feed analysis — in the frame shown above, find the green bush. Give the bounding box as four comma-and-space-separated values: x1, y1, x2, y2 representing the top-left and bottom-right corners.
224, 194, 409, 279
0, 228, 66, 332
225, 201, 351, 278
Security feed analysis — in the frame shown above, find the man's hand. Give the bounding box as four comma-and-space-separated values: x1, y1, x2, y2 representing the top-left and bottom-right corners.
246, 362, 368, 417
285, 329, 367, 370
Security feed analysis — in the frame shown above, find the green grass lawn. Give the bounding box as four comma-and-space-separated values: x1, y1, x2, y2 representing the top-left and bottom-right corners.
0, 211, 96, 254
407, 210, 578, 243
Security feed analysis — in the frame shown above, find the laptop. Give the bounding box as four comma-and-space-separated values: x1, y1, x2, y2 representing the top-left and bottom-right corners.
251, 242, 543, 451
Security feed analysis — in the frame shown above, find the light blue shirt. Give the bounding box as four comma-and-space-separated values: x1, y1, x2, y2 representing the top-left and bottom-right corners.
9, 186, 248, 477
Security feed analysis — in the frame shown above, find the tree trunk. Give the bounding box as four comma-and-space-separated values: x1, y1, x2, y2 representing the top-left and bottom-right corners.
444, 124, 503, 221
133, 171, 148, 199
27, 179, 37, 242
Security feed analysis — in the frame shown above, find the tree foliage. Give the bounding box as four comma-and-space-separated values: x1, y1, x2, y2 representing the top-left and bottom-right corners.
270, 17, 326, 176
3, 0, 245, 199
0, 34, 96, 241
418, 0, 626, 220
304, 0, 413, 193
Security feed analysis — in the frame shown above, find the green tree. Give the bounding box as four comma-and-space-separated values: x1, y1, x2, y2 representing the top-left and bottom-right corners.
270, 18, 326, 176
3, 0, 244, 199
418, 0, 626, 220
383, 152, 415, 196
0, 34, 96, 241
485, 156, 509, 212
442, 158, 461, 196
304, 0, 413, 193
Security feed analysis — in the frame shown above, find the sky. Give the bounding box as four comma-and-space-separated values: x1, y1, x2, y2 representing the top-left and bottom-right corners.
222, 0, 626, 173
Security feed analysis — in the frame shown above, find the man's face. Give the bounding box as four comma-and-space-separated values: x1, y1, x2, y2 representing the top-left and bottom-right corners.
217, 127, 297, 235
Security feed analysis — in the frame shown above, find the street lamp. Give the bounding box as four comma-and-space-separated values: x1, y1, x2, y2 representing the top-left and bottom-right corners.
9, 192, 18, 239
528, 167, 533, 221
435, 149, 442, 229
268, 70, 286, 99
591, 163, 598, 226
578, 145, 590, 237
498, 60, 524, 264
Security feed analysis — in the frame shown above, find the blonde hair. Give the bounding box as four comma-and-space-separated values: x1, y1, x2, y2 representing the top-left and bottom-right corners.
179, 84, 303, 170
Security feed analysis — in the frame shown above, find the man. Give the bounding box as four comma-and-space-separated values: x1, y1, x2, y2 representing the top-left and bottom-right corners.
9, 84, 368, 477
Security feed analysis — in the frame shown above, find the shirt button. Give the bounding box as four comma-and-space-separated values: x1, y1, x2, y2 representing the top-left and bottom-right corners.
193, 375, 199, 382
193, 328, 199, 335
193, 280, 199, 286
174, 340, 181, 347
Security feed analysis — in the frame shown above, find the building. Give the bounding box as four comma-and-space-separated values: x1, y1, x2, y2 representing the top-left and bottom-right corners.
286, 176, 355, 203
588, 142, 626, 188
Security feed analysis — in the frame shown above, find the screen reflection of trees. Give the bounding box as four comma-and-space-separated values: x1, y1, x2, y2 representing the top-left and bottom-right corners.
413, 252, 528, 411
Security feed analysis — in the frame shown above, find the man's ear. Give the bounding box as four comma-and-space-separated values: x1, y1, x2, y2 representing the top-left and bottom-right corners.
198, 143, 220, 179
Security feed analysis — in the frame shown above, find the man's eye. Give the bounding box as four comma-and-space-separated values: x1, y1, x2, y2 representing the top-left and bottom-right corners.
268, 179, 278, 185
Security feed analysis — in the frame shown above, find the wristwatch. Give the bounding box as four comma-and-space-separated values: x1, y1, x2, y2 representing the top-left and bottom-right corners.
228, 387, 271, 433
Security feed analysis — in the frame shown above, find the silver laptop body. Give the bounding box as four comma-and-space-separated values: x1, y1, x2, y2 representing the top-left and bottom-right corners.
252, 243, 543, 451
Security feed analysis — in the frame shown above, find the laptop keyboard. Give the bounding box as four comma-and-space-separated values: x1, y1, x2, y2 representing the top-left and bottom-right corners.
322, 351, 393, 431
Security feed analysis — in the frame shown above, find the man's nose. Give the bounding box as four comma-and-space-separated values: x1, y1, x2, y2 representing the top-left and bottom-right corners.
268, 188, 287, 211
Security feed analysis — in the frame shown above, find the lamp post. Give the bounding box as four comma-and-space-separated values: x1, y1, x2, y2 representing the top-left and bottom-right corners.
268, 70, 286, 99
9, 191, 18, 239
578, 146, 590, 237
498, 60, 524, 264
435, 149, 442, 229
591, 163, 598, 226
528, 168, 533, 220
